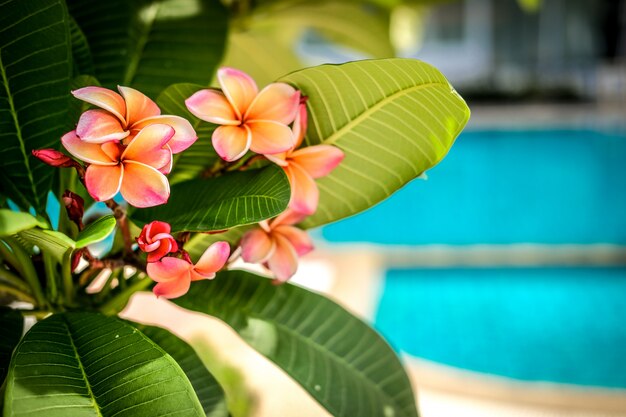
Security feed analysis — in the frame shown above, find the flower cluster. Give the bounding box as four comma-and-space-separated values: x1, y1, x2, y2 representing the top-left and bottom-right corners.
137, 221, 230, 299
186, 68, 344, 281
61, 86, 197, 207
33, 67, 345, 298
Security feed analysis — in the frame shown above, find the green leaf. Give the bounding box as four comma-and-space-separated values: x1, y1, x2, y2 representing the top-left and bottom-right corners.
0, 308, 22, 385
4, 313, 205, 416
185, 226, 251, 259
69, 15, 94, 76
0, 0, 72, 213
67, 0, 229, 98
279, 58, 470, 228
0, 210, 48, 236
75, 215, 116, 248
157, 83, 218, 184
175, 270, 419, 417
131, 165, 291, 233
130, 322, 229, 417
18, 228, 75, 262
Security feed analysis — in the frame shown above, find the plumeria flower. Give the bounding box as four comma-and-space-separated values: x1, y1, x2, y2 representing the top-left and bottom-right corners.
62, 124, 174, 207
185, 67, 300, 162
266, 103, 344, 215
146, 241, 231, 299
72, 85, 197, 153
137, 221, 179, 263
240, 209, 313, 282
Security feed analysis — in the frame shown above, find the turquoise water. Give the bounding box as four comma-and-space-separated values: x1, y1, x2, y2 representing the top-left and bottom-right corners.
321, 128, 626, 387
322, 129, 626, 245
375, 267, 626, 388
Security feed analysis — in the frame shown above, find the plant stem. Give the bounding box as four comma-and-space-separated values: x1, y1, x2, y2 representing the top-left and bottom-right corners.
42, 252, 58, 304
0, 267, 32, 294
61, 251, 73, 305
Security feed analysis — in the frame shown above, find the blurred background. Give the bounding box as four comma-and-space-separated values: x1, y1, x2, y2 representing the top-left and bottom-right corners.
127, 0, 626, 415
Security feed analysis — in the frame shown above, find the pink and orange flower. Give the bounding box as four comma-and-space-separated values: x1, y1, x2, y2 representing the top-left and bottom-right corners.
185, 67, 300, 162
240, 210, 313, 282
62, 124, 174, 207
266, 104, 344, 215
147, 241, 231, 299
72, 85, 197, 153
137, 221, 179, 263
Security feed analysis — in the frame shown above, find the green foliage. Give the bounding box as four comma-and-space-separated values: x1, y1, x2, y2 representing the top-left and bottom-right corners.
129, 322, 229, 417
157, 83, 219, 184
280, 58, 470, 228
0, 210, 48, 236
131, 165, 291, 233
66, 0, 229, 98
4, 313, 204, 416
75, 215, 116, 248
175, 270, 419, 417
0, 308, 22, 385
0, 0, 71, 213
18, 229, 74, 263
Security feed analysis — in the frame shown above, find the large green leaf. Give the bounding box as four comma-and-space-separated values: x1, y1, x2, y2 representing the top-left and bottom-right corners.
0, 0, 71, 212
279, 58, 469, 228
67, 0, 228, 98
130, 322, 228, 417
157, 83, 218, 184
131, 165, 291, 233
18, 228, 74, 263
175, 270, 419, 417
68, 15, 94, 76
0, 210, 48, 236
0, 308, 22, 385
3, 313, 204, 416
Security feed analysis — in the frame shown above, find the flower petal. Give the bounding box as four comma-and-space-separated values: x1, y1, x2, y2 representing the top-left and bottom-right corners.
72, 86, 126, 125
120, 161, 170, 208
267, 234, 299, 282
84, 164, 123, 202
185, 89, 239, 125
153, 278, 192, 299
274, 225, 313, 256
218, 67, 258, 118
122, 123, 174, 170
286, 163, 319, 215
290, 145, 345, 178
146, 239, 175, 263
292, 103, 307, 149
76, 110, 130, 143
241, 228, 275, 263
271, 208, 308, 227
62, 131, 117, 165
118, 86, 160, 126
212, 125, 251, 162
245, 83, 299, 125
132, 115, 198, 153
147, 257, 191, 282
265, 152, 289, 167
192, 241, 230, 280
247, 120, 294, 155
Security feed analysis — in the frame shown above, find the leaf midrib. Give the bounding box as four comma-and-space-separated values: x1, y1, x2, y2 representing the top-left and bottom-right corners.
252, 314, 413, 417
319, 82, 450, 146
0, 52, 39, 209
61, 317, 104, 417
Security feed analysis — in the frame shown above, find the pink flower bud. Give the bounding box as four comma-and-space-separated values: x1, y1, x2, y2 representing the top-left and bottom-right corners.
32, 149, 77, 168
62, 190, 85, 229
137, 221, 178, 263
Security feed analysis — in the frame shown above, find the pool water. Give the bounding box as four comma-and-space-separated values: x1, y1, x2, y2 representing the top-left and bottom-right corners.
375, 266, 626, 388
322, 129, 626, 245
321, 128, 626, 387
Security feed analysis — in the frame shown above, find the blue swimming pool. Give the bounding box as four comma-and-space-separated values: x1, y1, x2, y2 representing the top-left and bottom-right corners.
322, 128, 626, 245
321, 128, 626, 387
375, 266, 626, 388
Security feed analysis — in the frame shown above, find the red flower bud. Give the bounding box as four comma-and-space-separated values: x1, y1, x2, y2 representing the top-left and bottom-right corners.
32, 149, 78, 168
137, 221, 179, 263
71, 248, 85, 272
62, 190, 85, 229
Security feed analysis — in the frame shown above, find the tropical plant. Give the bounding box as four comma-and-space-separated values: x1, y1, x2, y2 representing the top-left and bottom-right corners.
0, 0, 469, 416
